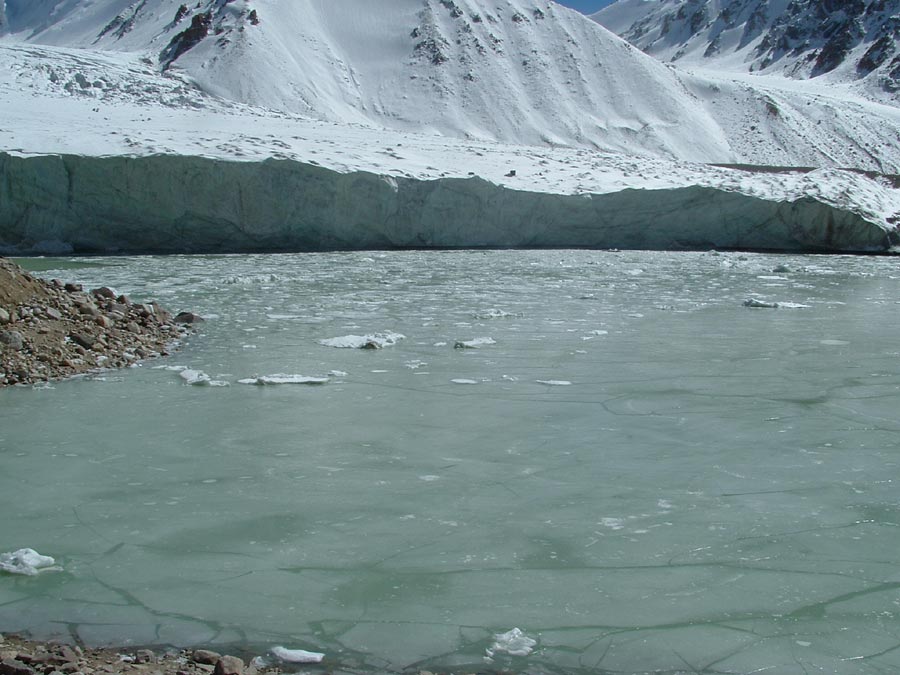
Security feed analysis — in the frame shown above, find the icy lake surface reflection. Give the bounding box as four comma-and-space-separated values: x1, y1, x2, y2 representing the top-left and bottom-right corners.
3, 250, 900, 675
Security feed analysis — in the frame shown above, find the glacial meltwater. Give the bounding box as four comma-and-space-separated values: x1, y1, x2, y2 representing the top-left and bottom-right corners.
2, 250, 900, 675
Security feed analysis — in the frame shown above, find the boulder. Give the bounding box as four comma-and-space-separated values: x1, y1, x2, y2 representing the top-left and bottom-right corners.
213, 656, 243, 675
0, 330, 24, 351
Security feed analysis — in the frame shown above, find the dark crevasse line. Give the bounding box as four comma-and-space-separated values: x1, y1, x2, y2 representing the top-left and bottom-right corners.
0, 152, 894, 255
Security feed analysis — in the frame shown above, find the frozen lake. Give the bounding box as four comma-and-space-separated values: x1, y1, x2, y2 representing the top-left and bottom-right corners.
2, 249, 900, 674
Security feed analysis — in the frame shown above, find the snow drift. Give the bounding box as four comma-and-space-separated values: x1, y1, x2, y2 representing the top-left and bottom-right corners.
0, 152, 895, 254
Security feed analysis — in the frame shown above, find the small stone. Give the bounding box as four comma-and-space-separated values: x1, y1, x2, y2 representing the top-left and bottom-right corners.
69, 332, 96, 350
134, 651, 154, 665
45, 308, 63, 321
0, 308, 9, 324
77, 305, 99, 317
190, 652, 220, 667
95, 316, 113, 329
64, 283, 82, 293
213, 656, 243, 675
125, 322, 142, 335
91, 287, 116, 300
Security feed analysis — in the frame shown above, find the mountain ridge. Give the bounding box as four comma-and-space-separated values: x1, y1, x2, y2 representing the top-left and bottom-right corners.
592, 0, 900, 103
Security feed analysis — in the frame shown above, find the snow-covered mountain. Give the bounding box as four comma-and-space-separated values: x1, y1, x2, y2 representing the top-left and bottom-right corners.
0, 0, 897, 253
592, 0, 900, 103
0, 0, 897, 170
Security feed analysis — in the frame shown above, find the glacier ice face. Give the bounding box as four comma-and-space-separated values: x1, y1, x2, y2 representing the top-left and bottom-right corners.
0, 152, 896, 255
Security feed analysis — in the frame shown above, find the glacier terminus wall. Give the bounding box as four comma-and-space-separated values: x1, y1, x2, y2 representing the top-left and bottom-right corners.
0, 152, 896, 255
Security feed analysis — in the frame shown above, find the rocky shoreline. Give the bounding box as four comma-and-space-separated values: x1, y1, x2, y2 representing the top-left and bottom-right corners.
0, 258, 200, 386
0, 634, 285, 675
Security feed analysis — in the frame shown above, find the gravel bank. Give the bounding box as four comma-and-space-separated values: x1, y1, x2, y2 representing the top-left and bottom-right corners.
0, 258, 200, 386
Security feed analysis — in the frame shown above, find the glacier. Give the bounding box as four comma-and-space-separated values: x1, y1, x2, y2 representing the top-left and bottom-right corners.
0, 151, 896, 254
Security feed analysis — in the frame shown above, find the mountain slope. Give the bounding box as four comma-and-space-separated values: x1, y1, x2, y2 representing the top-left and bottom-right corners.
592, 0, 900, 104
1, 0, 899, 171
0, 0, 736, 160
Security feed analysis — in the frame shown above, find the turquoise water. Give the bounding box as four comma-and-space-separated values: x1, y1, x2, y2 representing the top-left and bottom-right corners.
2, 250, 900, 674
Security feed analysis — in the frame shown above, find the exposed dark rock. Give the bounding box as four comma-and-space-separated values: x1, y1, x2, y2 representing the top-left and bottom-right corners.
160, 10, 212, 70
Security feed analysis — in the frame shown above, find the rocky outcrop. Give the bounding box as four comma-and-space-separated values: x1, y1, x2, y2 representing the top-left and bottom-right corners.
0, 257, 194, 386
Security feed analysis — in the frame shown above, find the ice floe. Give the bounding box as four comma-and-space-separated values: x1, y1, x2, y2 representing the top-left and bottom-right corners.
473, 309, 521, 319
178, 369, 229, 387
454, 337, 496, 349
451, 379, 481, 385
0, 548, 59, 576
269, 646, 324, 664
486, 628, 537, 658
319, 332, 405, 349
536, 380, 572, 386
743, 298, 810, 309
238, 374, 329, 385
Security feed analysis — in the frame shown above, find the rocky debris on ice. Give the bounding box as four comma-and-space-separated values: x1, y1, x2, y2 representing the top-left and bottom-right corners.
0, 548, 58, 576
319, 332, 405, 349
0, 258, 197, 386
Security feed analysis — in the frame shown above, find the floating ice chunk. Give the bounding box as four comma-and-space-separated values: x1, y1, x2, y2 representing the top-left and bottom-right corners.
404, 360, 427, 369
0, 548, 59, 576
238, 374, 329, 385
473, 309, 520, 319
536, 380, 572, 386
451, 379, 480, 385
319, 332, 405, 349
600, 517, 625, 530
454, 337, 496, 349
487, 628, 537, 657
418, 475, 440, 481
269, 646, 324, 664
179, 369, 211, 385
743, 298, 779, 308
328, 370, 348, 377
777, 302, 811, 309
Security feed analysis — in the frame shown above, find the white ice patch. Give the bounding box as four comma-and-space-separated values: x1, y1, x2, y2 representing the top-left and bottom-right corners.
319, 332, 405, 349
536, 380, 572, 386
328, 370, 348, 377
404, 360, 427, 370
486, 628, 537, 658
451, 379, 480, 385
600, 517, 625, 530
0, 548, 59, 576
177, 370, 229, 387
238, 374, 329, 385
454, 337, 496, 349
179, 369, 210, 385
269, 646, 324, 664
